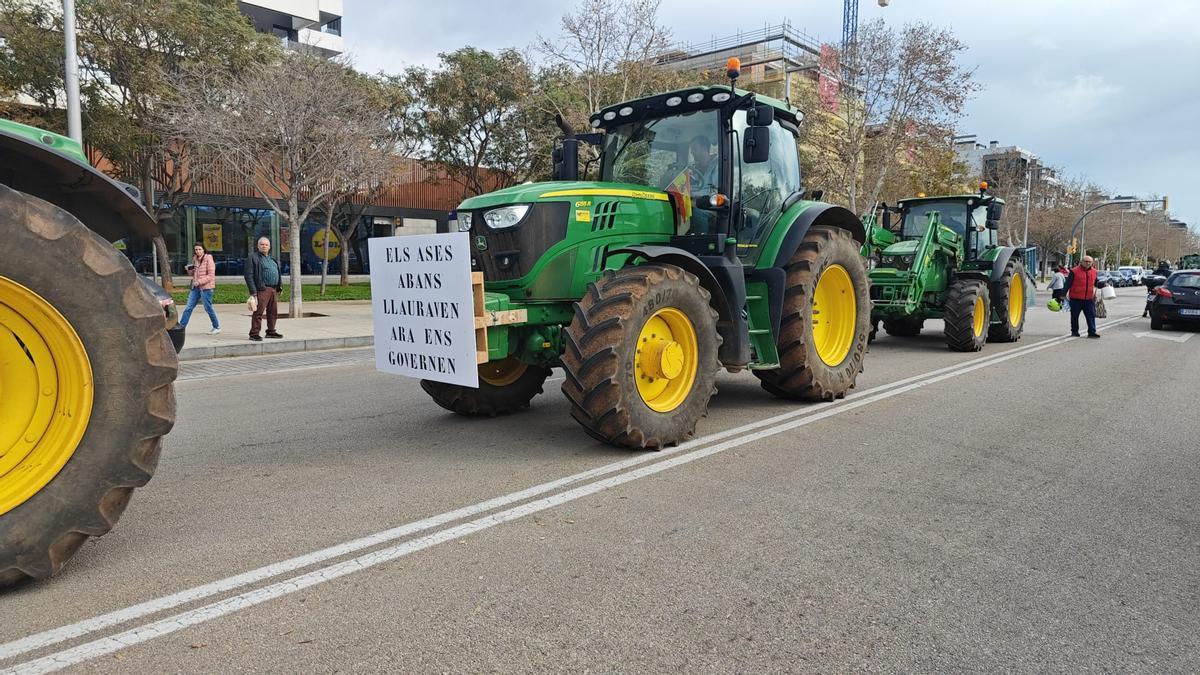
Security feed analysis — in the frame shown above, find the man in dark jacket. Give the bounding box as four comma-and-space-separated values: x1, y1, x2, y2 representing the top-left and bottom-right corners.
1064, 255, 1107, 338
244, 236, 283, 341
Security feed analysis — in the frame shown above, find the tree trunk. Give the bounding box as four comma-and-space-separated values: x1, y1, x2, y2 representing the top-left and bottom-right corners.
337, 216, 360, 288
141, 159, 176, 290
151, 235, 175, 290
320, 206, 334, 295
288, 198, 303, 318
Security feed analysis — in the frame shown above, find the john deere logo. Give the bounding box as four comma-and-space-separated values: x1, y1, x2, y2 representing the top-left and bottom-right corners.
475, 235, 488, 251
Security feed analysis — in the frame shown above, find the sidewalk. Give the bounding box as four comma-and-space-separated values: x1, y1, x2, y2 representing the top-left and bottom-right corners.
178, 300, 374, 361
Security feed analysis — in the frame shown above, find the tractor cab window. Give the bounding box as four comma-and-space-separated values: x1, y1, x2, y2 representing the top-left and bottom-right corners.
901, 200, 968, 239
966, 204, 996, 258
731, 109, 801, 263
600, 109, 720, 234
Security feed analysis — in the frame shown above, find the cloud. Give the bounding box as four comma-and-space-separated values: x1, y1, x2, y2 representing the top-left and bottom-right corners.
344, 0, 1200, 228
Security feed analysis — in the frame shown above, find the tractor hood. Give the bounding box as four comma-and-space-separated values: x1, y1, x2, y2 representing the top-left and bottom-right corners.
458, 181, 669, 211
882, 240, 921, 257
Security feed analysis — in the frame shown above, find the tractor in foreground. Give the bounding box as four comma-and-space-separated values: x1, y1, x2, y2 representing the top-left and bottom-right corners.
1, 119, 180, 586
864, 186, 1029, 351
421, 62, 871, 448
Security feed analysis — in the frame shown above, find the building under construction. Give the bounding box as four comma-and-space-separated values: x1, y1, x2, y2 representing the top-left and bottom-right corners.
656, 21, 837, 105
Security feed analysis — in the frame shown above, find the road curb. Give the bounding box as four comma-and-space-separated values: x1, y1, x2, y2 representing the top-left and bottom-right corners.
178, 335, 374, 361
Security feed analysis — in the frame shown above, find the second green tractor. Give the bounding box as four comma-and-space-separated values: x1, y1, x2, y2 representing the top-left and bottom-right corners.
862, 188, 1030, 351
422, 74, 872, 449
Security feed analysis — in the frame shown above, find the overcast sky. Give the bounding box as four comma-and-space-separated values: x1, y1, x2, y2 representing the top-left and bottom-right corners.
343, 0, 1200, 230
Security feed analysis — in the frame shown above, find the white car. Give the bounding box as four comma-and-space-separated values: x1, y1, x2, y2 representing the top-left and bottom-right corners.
1118, 266, 1146, 284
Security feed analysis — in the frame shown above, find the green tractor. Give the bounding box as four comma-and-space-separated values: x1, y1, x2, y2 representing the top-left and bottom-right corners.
1, 119, 180, 586
863, 186, 1029, 351
422, 71, 871, 448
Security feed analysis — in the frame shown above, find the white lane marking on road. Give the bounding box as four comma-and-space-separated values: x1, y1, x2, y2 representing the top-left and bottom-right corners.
1132, 331, 1195, 343
0, 334, 1080, 663
0, 315, 1139, 674
0, 317, 1136, 664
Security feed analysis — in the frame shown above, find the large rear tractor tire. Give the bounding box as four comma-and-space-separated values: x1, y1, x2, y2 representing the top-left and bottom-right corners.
421, 358, 551, 416
988, 259, 1027, 342
561, 264, 720, 449
1, 185, 177, 587
882, 316, 924, 337
754, 226, 871, 401
944, 278, 991, 352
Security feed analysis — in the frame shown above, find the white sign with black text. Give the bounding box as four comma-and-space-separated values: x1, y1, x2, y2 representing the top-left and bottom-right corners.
368, 233, 478, 387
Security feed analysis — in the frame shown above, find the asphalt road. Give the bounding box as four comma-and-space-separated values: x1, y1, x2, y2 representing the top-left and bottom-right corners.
2, 292, 1197, 673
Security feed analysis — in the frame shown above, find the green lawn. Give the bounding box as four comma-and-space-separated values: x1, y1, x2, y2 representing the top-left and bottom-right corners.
170, 282, 371, 305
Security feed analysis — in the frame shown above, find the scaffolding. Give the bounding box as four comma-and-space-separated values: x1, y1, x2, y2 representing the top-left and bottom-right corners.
656, 21, 829, 102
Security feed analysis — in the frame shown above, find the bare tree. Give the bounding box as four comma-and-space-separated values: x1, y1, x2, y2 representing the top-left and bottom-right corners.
174, 51, 394, 317
807, 19, 977, 212
536, 0, 677, 123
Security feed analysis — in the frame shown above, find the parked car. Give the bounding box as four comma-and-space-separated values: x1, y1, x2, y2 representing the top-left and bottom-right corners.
1147, 270, 1200, 330
1097, 271, 1116, 288
1118, 265, 1145, 284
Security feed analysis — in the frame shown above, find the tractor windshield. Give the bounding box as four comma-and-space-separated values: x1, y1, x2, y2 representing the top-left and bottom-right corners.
901, 200, 969, 239
601, 110, 720, 233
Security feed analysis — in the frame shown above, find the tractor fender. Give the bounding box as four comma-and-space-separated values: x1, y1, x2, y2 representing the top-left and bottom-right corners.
609, 245, 733, 322
0, 126, 156, 243
768, 203, 866, 269
990, 246, 1023, 282
609, 245, 751, 367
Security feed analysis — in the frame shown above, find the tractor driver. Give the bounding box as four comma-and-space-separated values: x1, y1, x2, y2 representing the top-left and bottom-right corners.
688, 134, 719, 233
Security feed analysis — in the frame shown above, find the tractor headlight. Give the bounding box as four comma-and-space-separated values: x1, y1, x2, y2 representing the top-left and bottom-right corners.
457, 211, 473, 231
483, 204, 530, 230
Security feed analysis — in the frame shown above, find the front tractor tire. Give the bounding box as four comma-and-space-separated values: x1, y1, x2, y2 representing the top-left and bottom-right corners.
988, 259, 1027, 342
561, 264, 720, 449
944, 278, 991, 352
1, 185, 177, 587
755, 226, 871, 401
421, 358, 552, 417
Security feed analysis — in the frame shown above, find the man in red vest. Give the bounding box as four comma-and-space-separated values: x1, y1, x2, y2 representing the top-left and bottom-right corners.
1064, 255, 1107, 338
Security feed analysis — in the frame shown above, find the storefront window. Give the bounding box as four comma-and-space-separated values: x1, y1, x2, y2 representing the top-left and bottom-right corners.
192, 206, 275, 276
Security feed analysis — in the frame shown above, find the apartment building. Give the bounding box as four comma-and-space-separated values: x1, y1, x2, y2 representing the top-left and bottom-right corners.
238, 0, 344, 57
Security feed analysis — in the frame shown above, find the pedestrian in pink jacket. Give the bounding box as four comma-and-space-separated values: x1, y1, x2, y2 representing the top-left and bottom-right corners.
180, 243, 221, 334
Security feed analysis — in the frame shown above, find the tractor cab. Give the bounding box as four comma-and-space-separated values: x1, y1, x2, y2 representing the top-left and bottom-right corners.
586, 82, 805, 265
890, 190, 1004, 262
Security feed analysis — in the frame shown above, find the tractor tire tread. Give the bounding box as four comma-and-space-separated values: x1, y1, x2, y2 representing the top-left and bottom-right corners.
944, 278, 990, 352
561, 264, 720, 449
754, 226, 870, 401
0, 185, 177, 587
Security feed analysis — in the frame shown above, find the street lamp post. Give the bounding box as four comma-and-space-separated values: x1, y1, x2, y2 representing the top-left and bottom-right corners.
1067, 198, 1166, 267
1117, 209, 1124, 266
1022, 162, 1032, 248
62, 0, 82, 144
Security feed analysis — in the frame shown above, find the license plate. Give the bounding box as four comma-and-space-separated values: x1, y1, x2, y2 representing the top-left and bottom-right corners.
1180, 309, 1200, 316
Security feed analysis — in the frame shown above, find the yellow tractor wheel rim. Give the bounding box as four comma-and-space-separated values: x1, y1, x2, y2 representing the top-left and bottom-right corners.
973, 295, 987, 337
0, 276, 93, 517
812, 264, 857, 367
1008, 274, 1024, 327
634, 307, 698, 413
479, 357, 527, 387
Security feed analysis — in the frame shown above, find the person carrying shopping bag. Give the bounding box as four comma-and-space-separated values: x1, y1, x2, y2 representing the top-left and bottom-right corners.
180, 243, 220, 334
1064, 256, 1108, 338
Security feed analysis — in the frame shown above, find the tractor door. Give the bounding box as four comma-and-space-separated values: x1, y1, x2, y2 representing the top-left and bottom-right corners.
964, 203, 995, 261
729, 110, 802, 266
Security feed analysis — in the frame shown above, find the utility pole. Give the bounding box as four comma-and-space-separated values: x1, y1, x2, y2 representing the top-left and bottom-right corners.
63, 0, 83, 144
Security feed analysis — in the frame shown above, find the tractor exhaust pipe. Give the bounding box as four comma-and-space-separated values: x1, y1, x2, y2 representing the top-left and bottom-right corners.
554, 114, 579, 182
